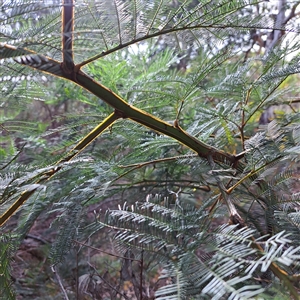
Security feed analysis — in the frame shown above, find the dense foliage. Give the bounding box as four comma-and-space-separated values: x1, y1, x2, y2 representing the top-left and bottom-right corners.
1, 0, 300, 299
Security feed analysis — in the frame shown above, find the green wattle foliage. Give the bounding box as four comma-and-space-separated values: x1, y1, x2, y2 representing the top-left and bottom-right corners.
1, 0, 300, 299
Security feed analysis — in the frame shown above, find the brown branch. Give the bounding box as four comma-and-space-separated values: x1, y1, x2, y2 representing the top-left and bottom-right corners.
118, 154, 198, 168
284, 1, 300, 25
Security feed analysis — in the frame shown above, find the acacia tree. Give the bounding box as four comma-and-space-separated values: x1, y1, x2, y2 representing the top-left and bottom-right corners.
1, 0, 300, 299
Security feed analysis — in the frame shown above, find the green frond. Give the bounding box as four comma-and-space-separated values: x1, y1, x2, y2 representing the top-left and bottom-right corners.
155, 265, 189, 300
1, 0, 271, 64
50, 201, 83, 264
0, 233, 17, 300
273, 210, 300, 246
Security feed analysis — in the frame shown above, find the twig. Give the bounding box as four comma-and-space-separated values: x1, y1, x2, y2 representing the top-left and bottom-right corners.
284, 1, 300, 24
87, 262, 130, 300
72, 239, 141, 262
207, 154, 243, 225
51, 265, 69, 300
0, 112, 119, 226
111, 179, 210, 191
0, 143, 26, 170
118, 154, 197, 168
208, 156, 299, 299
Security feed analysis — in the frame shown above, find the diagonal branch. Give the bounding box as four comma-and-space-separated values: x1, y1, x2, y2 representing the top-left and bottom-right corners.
75, 71, 244, 170
0, 44, 244, 171
0, 112, 120, 226
76, 24, 299, 69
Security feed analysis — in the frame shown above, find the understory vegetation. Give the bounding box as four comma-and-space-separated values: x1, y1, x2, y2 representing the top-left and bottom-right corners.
1, 0, 300, 299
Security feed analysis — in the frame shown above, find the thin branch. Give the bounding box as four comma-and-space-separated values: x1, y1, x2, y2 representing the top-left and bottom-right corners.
76, 247, 79, 300
284, 1, 300, 25
51, 265, 70, 300
87, 262, 130, 300
265, 0, 286, 53
226, 156, 282, 195
133, 0, 137, 40
145, 0, 163, 36
0, 112, 119, 226
0, 143, 26, 170
207, 154, 244, 226
110, 179, 211, 192
209, 153, 300, 299
118, 154, 198, 168
113, 0, 123, 45
72, 240, 142, 262
112, 154, 200, 187
0, 39, 247, 225
244, 76, 288, 125
26, 234, 49, 244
